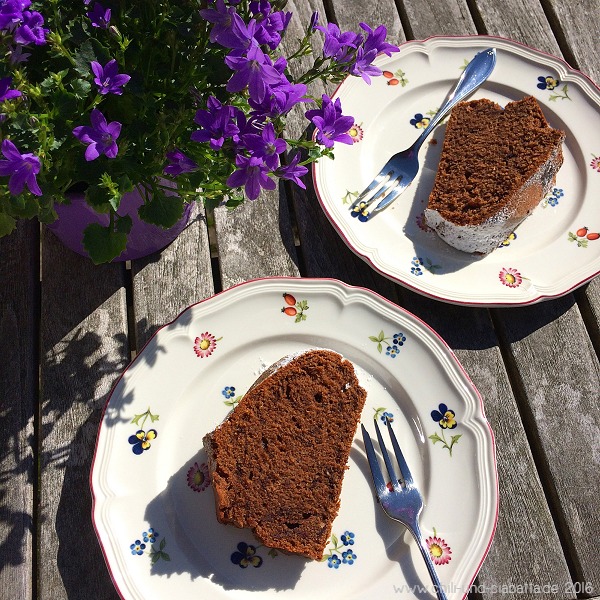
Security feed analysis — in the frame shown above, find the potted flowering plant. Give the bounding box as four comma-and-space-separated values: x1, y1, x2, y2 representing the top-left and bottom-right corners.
0, 0, 398, 263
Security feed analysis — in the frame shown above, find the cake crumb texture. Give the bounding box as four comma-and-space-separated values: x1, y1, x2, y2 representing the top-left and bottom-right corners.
202, 349, 367, 561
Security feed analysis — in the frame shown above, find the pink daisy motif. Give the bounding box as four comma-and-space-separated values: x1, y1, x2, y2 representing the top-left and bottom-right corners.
348, 123, 364, 143
591, 154, 600, 172
187, 461, 210, 492
426, 534, 452, 565
499, 267, 523, 288
193, 332, 221, 357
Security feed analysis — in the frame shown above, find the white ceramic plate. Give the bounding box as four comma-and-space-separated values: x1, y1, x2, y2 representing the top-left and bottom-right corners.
91, 278, 498, 599
313, 36, 600, 306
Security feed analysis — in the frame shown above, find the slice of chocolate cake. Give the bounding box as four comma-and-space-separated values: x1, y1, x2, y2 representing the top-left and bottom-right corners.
424, 96, 565, 254
203, 349, 367, 560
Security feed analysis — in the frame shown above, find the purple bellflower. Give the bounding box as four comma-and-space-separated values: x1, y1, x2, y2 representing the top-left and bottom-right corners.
241, 122, 286, 170
225, 41, 283, 103
275, 152, 308, 189
200, 0, 256, 50
251, 4, 292, 50
316, 22, 360, 64
91, 59, 130, 95
248, 77, 308, 118
13, 10, 48, 45
163, 149, 198, 176
360, 23, 400, 57
72, 108, 121, 161
226, 154, 276, 201
349, 47, 380, 84
87, 3, 111, 29
0, 0, 31, 30
0, 139, 42, 196
0, 76, 22, 101
305, 95, 355, 148
191, 96, 240, 151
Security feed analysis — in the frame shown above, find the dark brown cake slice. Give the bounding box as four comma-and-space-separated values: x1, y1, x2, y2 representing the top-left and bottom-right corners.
424, 96, 565, 254
202, 349, 367, 560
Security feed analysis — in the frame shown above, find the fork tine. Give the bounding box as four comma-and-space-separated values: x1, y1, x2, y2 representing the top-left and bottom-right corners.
374, 420, 401, 491
369, 178, 409, 216
360, 424, 388, 497
349, 173, 389, 211
386, 419, 413, 487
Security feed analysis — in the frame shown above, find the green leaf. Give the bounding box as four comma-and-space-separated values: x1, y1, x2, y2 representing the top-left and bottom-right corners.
428, 433, 443, 444
0, 213, 16, 237
138, 189, 185, 228
161, 552, 171, 561
82, 222, 128, 264
450, 434, 462, 445
70, 78, 92, 98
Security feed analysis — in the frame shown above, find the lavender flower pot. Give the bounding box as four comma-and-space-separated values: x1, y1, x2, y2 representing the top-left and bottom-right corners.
47, 185, 193, 261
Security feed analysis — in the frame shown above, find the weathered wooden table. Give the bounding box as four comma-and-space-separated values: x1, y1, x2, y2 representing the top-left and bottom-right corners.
1, 1, 599, 599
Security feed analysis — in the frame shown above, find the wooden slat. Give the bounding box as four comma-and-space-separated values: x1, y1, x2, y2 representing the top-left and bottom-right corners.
475, 0, 600, 591
213, 187, 300, 289
0, 221, 38, 600
39, 230, 128, 600
130, 204, 215, 349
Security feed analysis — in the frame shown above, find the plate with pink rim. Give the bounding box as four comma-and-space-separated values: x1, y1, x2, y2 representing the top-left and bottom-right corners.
91, 277, 497, 600
312, 35, 600, 306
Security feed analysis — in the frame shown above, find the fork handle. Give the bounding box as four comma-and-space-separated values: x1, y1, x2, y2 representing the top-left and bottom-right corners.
410, 521, 450, 600
413, 47, 496, 153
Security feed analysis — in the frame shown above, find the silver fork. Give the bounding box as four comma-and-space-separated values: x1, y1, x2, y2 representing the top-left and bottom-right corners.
361, 420, 449, 600
350, 47, 496, 222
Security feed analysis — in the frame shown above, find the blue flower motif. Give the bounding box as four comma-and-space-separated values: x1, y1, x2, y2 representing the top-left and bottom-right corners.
143, 528, 158, 543
342, 549, 357, 564
341, 531, 355, 546
411, 266, 423, 276
350, 201, 369, 222
537, 75, 559, 90
130, 539, 146, 555
393, 333, 406, 346
128, 429, 157, 454
231, 542, 263, 568
222, 386, 236, 399
380, 411, 394, 424
327, 553, 342, 569
386, 345, 400, 358
410, 113, 430, 129
431, 403, 457, 429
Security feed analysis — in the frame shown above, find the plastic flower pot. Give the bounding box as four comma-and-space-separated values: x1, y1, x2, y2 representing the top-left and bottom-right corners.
47, 184, 193, 261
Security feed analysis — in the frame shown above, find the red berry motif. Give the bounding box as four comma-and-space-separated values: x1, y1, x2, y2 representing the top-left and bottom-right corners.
587, 232, 600, 241
383, 70, 393, 78
387, 78, 399, 86
576, 227, 588, 237
280, 292, 309, 322
283, 293, 296, 306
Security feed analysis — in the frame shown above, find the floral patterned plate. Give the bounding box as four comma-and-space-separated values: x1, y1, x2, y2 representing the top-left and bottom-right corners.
313, 35, 600, 306
91, 278, 498, 599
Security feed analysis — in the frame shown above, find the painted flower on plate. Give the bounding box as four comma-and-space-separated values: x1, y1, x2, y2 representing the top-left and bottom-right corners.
128, 429, 157, 454
431, 403, 457, 429
231, 542, 263, 568
537, 75, 559, 90
193, 332, 220, 357
187, 461, 210, 492
130, 539, 146, 555
143, 528, 159, 544
426, 534, 452, 565
591, 154, 600, 172
499, 267, 523, 288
